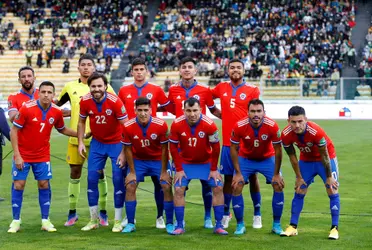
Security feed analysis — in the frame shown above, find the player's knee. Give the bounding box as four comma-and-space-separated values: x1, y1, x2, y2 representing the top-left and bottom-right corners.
174, 187, 185, 199
161, 183, 172, 193
126, 182, 137, 194
37, 180, 49, 189
70, 164, 82, 178
296, 188, 307, 195
326, 186, 338, 195
212, 185, 223, 195
13, 181, 25, 190
272, 183, 283, 192
232, 184, 243, 195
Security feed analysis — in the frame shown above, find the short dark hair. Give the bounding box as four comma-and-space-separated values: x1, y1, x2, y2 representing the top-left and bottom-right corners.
179, 56, 196, 67
135, 97, 151, 107
87, 72, 108, 86
228, 58, 244, 68
131, 57, 147, 68
39, 81, 55, 92
248, 99, 264, 110
288, 106, 306, 117
18, 66, 35, 78
184, 97, 200, 108
78, 53, 95, 66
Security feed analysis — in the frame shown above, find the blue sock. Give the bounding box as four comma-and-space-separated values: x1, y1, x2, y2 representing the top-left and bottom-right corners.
112, 170, 125, 209
232, 195, 244, 224
174, 206, 185, 229
272, 191, 284, 223
87, 171, 100, 207
290, 193, 305, 226
213, 205, 224, 228
125, 200, 137, 224
11, 186, 23, 220
164, 201, 174, 225
224, 193, 232, 216
153, 178, 164, 218
38, 188, 51, 219
201, 180, 212, 218
250, 191, 261, 216
329, 194, 340, 227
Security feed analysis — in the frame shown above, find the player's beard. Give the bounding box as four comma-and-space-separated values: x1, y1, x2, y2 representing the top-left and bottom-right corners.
22, 81, 34, 91
92, 91, 104, 101
251, 116, 262, 125
230, 73, 243, 82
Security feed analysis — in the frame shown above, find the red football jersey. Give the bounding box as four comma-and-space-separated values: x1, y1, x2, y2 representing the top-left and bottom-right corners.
79, 92, 128, 144
169, 115, 219, 164
118, 82, 170, 119
230, 116, 281, 160
211, 81, 260, 146
13, 100, 65, 162
8, 89, 39, 113
122, 117, 168, 160
168, 81, 215, 118
281, 121, 337, 161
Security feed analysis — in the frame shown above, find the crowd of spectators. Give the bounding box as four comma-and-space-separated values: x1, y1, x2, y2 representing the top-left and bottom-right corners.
2, 0, 147, 72
139, 0, 355, 88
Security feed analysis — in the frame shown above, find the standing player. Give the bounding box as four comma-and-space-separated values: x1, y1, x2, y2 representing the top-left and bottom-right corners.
280, 106, 340, 240
8, 81, 78, 233
169, 97, 227, 235
210, 59, 262, 229
230, 99, 284, 235
8, 66, 39, 123
121, 97, 174, 234
118, 57, 170, 229
57, 53, 116, 226
167, 56, 220, 229
78, 73, 128, 232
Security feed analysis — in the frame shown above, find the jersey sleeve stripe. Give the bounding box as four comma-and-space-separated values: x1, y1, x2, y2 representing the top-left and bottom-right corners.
122, 142, 132, 146
207, 104, 215, 109
56, 125, 65, 131
13, 122, 23, 128
230, 139, 240, 144
7, 108, 18, 112
79, 114, 87, 118
159, 100, 170, 107
117, 115, 128, 120
160, 140, 169, 144
282, 144, 291, 147
272, 140, 282, 144
169, 138, 179, 144
318, 142, 326, 147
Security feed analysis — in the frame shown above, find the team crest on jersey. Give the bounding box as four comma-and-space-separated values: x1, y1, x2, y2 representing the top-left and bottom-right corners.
13, 171, 17, 176
198, 131, 205, 138
307, 142, 313, 147
240, 93, 247, 100
151, 133, 157, 140
49, 117, 54, 124
261, 134, 268, 140
146, 93, 153, 100
193, 95, 200, 100
105, 109, 112, 116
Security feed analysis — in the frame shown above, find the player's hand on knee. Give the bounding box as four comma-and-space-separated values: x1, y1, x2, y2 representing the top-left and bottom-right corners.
295, 177, 307, 193
125, 172, 136, 186
14, 155, 24, 170
272, 174, 285, 189
116, 153, 126, 168
174, 171, 186, 186
325, 177, 338, 190
160, 171, 172, 185
232, 173, 244, 189
78, 144, 87, 159
208, 170, 222, 186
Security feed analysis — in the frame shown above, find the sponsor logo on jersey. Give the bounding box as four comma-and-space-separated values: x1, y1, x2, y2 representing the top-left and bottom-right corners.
181, 132, 187, 136
89, 110, 94, 115
245, 135, 250, 139
151, 133, 157, 140
223, 92, 228, 97
133, 135, 139, 139
198, 131, 205, 138
176, 95, 181, 99
127, 94, 132, 98
32, 117, 38, 121
106, 109, 112, 115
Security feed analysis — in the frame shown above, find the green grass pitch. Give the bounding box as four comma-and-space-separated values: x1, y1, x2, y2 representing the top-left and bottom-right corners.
0, 120, 371, 250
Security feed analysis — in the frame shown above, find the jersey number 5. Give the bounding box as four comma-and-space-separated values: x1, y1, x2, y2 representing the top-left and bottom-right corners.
230, 98, 235, 108
95, 115, 107, 124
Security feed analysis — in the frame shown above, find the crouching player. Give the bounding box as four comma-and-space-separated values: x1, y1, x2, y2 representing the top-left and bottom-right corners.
169, 97, 227, 235
121, 97, 174, 234
230, 99, 284, 235
8, 81, 78, 233
280, 106, 340, 240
